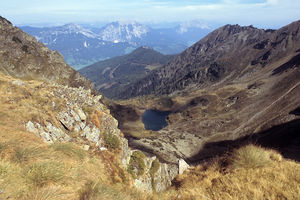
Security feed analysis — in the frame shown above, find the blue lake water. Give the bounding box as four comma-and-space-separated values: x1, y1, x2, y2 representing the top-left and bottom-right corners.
142, 110, 171, 131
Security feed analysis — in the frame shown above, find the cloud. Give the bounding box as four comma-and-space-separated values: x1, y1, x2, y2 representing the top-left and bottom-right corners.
0, 0, 299, 28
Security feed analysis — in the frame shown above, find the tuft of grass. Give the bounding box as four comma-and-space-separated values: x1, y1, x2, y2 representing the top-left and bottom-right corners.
127, 151, 146, 178
20, 186, 67, 200
0, 142, 9, 158
78, 180, 100, 200
25, 161, 65, 187
0, 160, 13, 178
12, 147, 41, 164
78, 180, 145, 200
103, 132, 120, 150
51, 143, 86, 160
229, 144, 271, 169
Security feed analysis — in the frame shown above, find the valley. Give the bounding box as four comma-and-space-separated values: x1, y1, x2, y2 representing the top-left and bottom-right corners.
0, 12, 299, 199
21, 21, 211, 69
97, 21, 300, 165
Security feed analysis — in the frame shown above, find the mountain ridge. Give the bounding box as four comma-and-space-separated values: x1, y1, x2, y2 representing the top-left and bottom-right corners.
120, 21, 300, 98
79, 46, 175, 98
0, 16, 92, 89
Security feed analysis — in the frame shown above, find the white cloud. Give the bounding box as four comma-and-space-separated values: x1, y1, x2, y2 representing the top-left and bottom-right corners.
1, 0, 299, 28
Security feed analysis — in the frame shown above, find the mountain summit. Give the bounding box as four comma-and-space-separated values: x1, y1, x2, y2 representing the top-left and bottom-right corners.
99, 21, 150, 44
79, 46, 175, 98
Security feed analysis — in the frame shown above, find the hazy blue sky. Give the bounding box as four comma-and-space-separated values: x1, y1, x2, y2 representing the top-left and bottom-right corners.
1, 0, 299, 28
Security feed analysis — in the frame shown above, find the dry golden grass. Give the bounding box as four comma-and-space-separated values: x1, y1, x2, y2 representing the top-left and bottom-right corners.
0, 73, 148, 199
1, 73, 300, 200
172, 144, 300, 200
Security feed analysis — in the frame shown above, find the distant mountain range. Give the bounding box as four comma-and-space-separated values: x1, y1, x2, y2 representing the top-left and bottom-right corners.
20, 21, 212, 69
79, 46, 174, 98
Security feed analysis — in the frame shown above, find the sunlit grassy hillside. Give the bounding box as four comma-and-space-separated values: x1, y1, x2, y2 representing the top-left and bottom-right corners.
0, 72, 299, 199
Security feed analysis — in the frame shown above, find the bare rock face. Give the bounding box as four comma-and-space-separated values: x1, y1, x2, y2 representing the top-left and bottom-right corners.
0, 16, 92, 89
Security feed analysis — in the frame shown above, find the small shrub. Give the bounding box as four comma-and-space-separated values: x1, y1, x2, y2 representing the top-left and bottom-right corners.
52, 143, 86, 160
25, 162, 64, 187
229, 144, 271, 169
103, 133, 120, 150
127, 151, 146, 178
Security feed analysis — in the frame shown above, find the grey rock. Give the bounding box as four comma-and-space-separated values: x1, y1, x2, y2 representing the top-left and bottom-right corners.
75, 107, 86, 121
58, 111, 75, 131
178, 159, 190, 175
26, 121, 39, 136
82, 124, 101, 144
134, 176, 152, 192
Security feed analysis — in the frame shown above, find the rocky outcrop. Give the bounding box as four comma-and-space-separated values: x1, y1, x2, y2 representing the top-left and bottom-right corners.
0, 16, 92, 89
23, 83, 178, 192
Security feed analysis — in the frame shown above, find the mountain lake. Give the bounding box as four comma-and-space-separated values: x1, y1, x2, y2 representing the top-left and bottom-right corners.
142, 109, 171, 131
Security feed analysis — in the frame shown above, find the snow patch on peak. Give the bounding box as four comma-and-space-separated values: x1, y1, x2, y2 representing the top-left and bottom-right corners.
84, 41, 88, 48
56, 23, 98, 38
100, 21, 149, 43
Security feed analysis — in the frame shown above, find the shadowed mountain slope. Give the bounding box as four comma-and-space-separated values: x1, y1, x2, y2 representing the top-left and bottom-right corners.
79, 46, 174, 98
121, 21, 299, 98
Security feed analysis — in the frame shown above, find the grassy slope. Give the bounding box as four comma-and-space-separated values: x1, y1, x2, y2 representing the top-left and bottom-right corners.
0, 72, 147, 199
0, 72, 299, 199
172, 145, 300, 200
